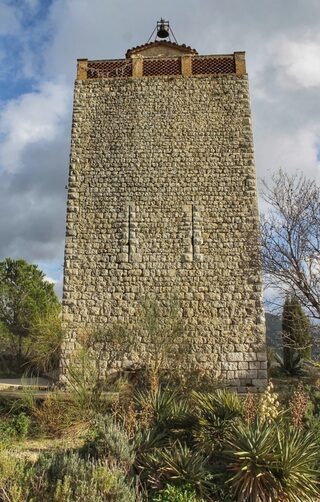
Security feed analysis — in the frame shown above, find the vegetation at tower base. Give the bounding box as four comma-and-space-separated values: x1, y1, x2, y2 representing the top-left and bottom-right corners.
261, 169, 320, 320
280, 295, 312, 375
0, 258, 61, 374
1, 376, 320, 501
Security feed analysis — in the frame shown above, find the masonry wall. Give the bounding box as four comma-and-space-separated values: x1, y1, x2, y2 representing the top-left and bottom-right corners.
61, 72, 267, 390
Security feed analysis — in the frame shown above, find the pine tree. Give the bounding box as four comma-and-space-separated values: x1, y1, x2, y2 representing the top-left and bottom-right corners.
281, 295, 312, 372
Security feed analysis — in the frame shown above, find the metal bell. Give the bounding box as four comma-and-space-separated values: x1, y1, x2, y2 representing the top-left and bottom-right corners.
157, 19, 170, 39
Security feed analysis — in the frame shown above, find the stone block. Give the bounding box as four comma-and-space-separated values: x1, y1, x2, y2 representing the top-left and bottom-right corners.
249, 361, 260, 370
244, 353, 257, 362
227, 352, 244, 362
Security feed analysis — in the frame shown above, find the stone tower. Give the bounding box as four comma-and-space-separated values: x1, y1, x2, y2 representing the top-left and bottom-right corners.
61, 27, 267, 390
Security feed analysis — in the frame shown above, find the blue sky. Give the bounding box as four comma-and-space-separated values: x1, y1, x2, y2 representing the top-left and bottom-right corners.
0, 0, 320, 298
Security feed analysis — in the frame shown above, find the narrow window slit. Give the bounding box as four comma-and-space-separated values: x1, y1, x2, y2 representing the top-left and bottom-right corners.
191, 204, 195, 261
128, 205, 131, 262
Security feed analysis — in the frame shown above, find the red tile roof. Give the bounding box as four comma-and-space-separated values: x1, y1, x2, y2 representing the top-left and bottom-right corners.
126, 41, 198, 58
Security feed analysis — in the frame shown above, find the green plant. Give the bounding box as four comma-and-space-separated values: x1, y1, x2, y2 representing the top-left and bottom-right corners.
226, 419, 280, 501
275, 352, 304, 376
191, 389, 243, 453
0, 258, 60, 361
137, 297, 188, 390
0, 446, 26, 501
25, 450, 135, 502
28, 305, 62, 373
282, 295, 312, 371
225, 418, 320, 502
0, 412, 30, 442
153, 483, 203, 501
275, 427, 320, 502
81, 414, 135, 470
135, 387, 191, 432
141, 441, 213, 498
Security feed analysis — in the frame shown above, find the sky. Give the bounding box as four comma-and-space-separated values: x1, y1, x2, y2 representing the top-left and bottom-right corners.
0, 0, 320, 298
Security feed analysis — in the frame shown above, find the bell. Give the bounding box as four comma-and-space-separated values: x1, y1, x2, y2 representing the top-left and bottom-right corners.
157, 19, 170, 39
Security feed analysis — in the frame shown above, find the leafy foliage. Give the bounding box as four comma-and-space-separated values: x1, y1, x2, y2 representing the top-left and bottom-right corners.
225, 418, 320, 502
191, 389, 243, 453
135, 387, 191, 432
81, 414, 135, 470
137, 297, 189, 389
28, 305, 62, 372
0, 258, 60, 361
141, 441, 213, 498
25, 451, 135, 502
0, 412, 30, 442
153, 483, 203, 501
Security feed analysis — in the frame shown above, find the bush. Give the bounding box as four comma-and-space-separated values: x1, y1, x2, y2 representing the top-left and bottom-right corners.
25, 450, 135, 502
191, 389, 243, 454
135, 387, 191, 432
0, 412, 30, 442
153, 483, 203, 501
28, 305, 62, 373
0, 446, 25, 501
81, 414, 135, 470
225, 418, 320, 502
139, 440, 213, 498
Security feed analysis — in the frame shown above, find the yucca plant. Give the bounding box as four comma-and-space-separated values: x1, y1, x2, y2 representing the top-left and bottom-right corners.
225, 418, 320, 502
191, 389, 243, 454
274, 352, 305, 377
134, 425, 169, 480
141, 440, 213, 498
273, 427, 320, 502
135, 387, 192, 433
225, 418, 279, 502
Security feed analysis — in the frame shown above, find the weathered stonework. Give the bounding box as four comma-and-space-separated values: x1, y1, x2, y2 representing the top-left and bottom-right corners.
61, 40, 267, 390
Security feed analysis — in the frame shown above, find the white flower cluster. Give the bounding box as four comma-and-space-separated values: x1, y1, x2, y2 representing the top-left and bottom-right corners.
259, 381, 280, 423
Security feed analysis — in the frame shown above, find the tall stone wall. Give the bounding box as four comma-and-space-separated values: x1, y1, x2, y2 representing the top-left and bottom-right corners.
62, 71, 267, 390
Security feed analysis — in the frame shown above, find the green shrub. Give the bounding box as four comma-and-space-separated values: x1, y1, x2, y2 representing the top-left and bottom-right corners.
28, 305, 62, 373
25, 450, 135, 502
153, 483, 202, 501
139, 440, 213, 498
0, 447, 26, 501
135, 386, 191, 432
225, 418, 320, 502
191, 389, 243, 454
81, 414, 135, 470
0, 412, 30, 442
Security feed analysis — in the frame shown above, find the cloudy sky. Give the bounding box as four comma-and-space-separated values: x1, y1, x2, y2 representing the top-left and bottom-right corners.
0, 0, 320, 297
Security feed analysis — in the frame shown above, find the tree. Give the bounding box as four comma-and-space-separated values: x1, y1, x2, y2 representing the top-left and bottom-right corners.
261, 170, 320, 320
0, 258, 59, 360
281, 295, 312, 373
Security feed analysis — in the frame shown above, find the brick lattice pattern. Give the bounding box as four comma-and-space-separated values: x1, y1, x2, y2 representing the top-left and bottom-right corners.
86, 56, 235, 78
143, 58, 181, 76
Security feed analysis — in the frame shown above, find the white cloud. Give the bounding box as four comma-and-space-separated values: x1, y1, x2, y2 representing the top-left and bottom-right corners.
45, 275, 57, 284
272, 35, 320, 89
0, 80, 71, 171
255, 126, 320, 182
